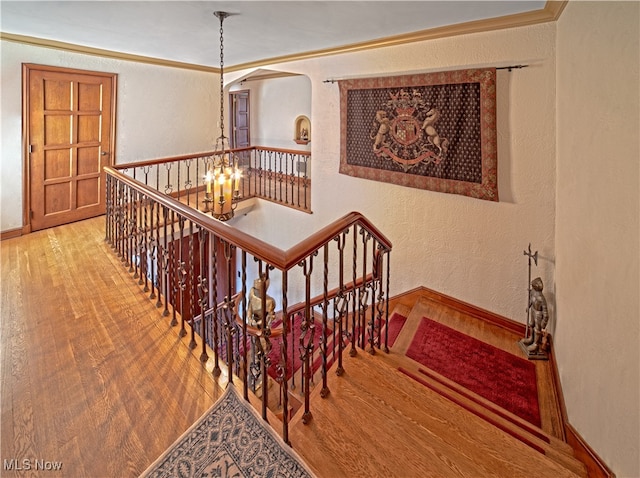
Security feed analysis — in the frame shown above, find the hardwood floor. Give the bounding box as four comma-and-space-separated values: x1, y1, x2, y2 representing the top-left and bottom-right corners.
1, 217, 584, 477
1, 217, 226, 476
288, 295, 585, 477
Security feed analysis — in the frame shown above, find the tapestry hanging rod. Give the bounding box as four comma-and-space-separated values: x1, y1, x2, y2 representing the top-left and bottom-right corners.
323, 64, 528, 83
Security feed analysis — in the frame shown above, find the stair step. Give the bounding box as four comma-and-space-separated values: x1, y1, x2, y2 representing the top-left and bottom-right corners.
382, 297, 586, 477
289, 351, 585, 478
396, 364, 586, 477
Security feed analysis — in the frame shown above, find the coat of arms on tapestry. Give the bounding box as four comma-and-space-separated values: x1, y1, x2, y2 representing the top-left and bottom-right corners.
339, 68, 498, 201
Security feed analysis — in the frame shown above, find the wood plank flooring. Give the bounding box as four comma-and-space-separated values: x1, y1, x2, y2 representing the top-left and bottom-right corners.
1, 217, 226, 477
288, 351, 581, 478
1, 217, 581, 477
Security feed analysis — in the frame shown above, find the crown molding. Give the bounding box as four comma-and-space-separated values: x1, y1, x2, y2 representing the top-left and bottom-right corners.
227, 1, 569, 72
1, 1, 568, 74
0, 32, 220, 73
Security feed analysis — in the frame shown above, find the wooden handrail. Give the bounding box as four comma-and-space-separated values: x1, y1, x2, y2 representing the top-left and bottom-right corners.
105, 166, 391, 271
250, 145, 312, 156
113, 145, 310, 171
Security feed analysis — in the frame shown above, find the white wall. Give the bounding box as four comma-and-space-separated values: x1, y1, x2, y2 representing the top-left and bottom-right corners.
556, 2, 640, 477
228, 22, 558, 328
0, 40, 219, 231
226, 17, 640, 475
231, 74, 311, 149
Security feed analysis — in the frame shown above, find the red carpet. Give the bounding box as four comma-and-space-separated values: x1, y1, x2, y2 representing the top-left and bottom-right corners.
267, 313, 333, 380
406, 317, 541, 427
268, 312, 406, 380
351, 312, 407, 349
386, 312, 407, 347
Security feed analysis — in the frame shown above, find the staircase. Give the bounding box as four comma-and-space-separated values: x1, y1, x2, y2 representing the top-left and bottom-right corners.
287, 293, 588, 478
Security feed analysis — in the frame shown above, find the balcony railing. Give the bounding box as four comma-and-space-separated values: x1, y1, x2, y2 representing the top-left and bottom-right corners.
112, 146, 311, 214
104, 153, 392, 444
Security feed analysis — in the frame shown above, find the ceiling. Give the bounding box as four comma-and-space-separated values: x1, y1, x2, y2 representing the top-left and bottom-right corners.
1, 1, 551, 70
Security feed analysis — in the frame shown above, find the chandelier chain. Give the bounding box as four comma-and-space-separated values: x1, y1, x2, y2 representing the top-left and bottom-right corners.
218, 14, 225, 136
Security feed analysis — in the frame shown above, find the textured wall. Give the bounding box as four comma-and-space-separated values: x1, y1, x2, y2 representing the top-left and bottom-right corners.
556, 2, 640, 476
228, 22, 558, 327
231, 75, 311, 148
0, 41, 218, 231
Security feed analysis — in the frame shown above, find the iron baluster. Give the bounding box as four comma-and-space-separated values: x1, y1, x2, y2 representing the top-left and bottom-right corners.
148, 201, 157, 300
188, 221, 197, 349
169, 209, 178, 327
241, 251, 248, 400
302, 156, 309, 210
139, 195, 149, 291
127, 187, 137, 274
266, 150, 274, 200
105, 174, 111, 243
320, 243, 330, 398
257, 263, 273, 422
211, 235, 221, 377
163, 162, 173, 198
177, 216, 187, 337
197, 228, 209, 363
257, 150, 264, 197
133, 189, 141, 280
295, 156, 300, 208
142, 165, 151, 187
115, 181, 125, 258
280, 270, 290, 445
184, 159, 193, 207
299, 252, 317, 425
385, 248, 391, 352
154, 203, 162, 308
120, 182, 128, 260
360, 228, 369, 351
161, 205, 170, 316
277, 152, 284, 205
222, 240, 236, 384
334, 229, 348, 375
283, 151, 290, 207
350, 224, 358, 356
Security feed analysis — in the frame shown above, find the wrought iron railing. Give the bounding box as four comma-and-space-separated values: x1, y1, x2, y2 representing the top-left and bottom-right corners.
104, 163, 392, 444
113, 146, 311, 214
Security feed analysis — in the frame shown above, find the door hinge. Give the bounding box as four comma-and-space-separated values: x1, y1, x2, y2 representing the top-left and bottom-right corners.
30, 210, 34, 219
28, 144, 33, 154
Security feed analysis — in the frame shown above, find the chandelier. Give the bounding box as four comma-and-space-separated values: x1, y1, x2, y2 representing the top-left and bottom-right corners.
203, 11, 242, 221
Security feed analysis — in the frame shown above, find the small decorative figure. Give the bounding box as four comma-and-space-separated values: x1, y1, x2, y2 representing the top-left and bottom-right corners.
246, 277, 275, 330
299, 128, 308, 141
246, 277, 276, 395
519, 277, 550, 359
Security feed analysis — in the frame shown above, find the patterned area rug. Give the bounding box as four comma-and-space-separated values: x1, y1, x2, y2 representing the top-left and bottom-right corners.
406, 317, 541, 427
140, 385, 315, 478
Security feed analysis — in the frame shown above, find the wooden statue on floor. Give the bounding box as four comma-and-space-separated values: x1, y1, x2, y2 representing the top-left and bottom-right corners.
519, 277, 550, 360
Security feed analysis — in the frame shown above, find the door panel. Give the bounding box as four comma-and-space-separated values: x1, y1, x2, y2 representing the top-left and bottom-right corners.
26, 65, 116, 231
230, 90, 250, 149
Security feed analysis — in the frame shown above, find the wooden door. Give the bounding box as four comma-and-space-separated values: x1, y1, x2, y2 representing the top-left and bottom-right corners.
25, 64, 117, 232
230, 90, 250, 148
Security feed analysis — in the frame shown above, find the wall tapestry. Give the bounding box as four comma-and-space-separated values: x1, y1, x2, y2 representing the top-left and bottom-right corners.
339, 68, 498, 201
